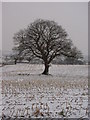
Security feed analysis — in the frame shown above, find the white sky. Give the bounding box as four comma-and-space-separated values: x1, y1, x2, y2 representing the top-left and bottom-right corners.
2, 2, 88, 56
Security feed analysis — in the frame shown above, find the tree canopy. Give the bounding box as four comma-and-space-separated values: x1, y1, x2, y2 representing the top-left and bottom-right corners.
13, 19, 83, 75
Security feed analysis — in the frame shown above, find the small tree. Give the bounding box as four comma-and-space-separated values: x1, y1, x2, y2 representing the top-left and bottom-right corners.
11, 54, 18, 64
64, 47, 84, 64
13, 19, 83, 75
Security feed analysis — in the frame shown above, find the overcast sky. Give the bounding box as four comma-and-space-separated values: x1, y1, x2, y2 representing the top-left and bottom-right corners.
2, 2, 88, 55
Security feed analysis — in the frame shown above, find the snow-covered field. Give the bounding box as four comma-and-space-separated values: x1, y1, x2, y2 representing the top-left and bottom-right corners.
1, 64, 88, 118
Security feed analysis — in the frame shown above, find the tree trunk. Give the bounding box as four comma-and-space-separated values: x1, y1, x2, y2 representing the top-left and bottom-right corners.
15, 59, 17, 64
42, 63, 49, 75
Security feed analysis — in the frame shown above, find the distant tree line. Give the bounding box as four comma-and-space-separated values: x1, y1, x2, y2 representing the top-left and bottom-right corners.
2, 53, 86, 66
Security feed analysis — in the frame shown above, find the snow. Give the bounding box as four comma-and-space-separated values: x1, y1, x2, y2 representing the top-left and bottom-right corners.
1, 64, 88, 118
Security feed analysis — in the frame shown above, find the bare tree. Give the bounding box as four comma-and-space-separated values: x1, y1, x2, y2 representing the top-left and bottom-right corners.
13, 19, 83, 75
64, 47, 84, 64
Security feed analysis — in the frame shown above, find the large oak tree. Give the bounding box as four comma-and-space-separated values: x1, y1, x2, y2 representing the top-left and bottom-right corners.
13, 19, 83, 75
